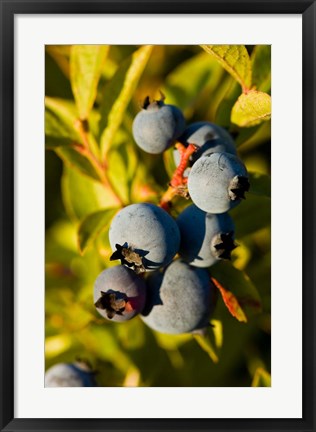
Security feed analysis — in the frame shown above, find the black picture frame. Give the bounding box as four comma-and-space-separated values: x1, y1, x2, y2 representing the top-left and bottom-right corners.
1, 1, 315, 431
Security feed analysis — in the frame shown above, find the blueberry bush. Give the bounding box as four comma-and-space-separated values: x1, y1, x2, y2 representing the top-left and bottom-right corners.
45, 45, 271, 387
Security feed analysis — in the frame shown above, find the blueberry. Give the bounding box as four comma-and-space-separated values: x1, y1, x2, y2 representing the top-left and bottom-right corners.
174, 121, 237, 168
109, 203, 180, 272
45, 361, 97, 387
132, 94, 186, 154
141, 259, 216, 334
94, 265, 147, 321
188, 152, 250, 213
177, 204, 236, 267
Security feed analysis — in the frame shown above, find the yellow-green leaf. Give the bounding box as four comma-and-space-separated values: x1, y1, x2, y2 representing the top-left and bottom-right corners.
78, 208, 118, 254
162, 52, 223, 112
252, 367, 271, 387
61, 166, 120, 221
107, 147, 130, 205
201, 45, 252, 91
231, 90, 271, 127
45, 97, 81, 145
70, 45, 109, 120
99, 45, 153, 159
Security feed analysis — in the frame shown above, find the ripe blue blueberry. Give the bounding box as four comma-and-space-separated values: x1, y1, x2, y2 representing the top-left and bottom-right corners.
45, 361, 97, 387
132, 95, 186, 154
177, 204, 236, 268
188, 152, 250, 213
141, 259, 216, 334
174, 121, 237, 168
109, 203, 180, 272
94, 265, 147, 321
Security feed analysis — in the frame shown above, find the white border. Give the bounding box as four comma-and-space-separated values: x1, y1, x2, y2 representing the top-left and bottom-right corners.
15, 15, 302, 418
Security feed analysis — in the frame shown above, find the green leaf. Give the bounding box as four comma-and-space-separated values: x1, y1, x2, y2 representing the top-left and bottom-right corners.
211, 262, 262, 321
107, 147, 130, 205
230, 194, 271, 238
154, 332, 192, 351
45, 220, 79, 264
45, 97, 81, 145
45, 49, 73, 99
252, 367, 271, 387
114, 317, 146, 350
46, 45, 71, 78
235, 124, 262, 148
201, 45, 252, 90
61, 166, 120, 221
130, 162, 161, 204
231, 90, 271, 127
162, 52, 223, 112
193, 331, 219, 363
87, 325, 134, 373
215, 80, 240, 127
99, 45, 153, 158
70, 45, 109, 120
107, 138, 160, 206
236, 120, 271, 150
46, 136, 74, 149
78, 208, 118, 254
45, 334, 72, 358
56, 146, 100, 181
248, 172, 271, 197
251, 45, 271, 93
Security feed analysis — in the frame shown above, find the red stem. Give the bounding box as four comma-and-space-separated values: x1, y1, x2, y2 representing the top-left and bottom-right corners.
159, 143, 198, 211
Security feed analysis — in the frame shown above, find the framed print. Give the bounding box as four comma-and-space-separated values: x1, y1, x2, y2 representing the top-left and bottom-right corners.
1, 1, 315, 431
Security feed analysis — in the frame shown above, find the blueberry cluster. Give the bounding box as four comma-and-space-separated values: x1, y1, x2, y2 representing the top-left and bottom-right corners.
93, 95, 250, 335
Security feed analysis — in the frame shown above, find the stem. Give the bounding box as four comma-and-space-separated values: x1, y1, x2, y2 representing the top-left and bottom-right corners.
171, 143, 196, 187
159, 143, 198, 211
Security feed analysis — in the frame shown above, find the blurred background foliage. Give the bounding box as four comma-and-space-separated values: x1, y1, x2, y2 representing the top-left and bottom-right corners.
45, 45, 271, 387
